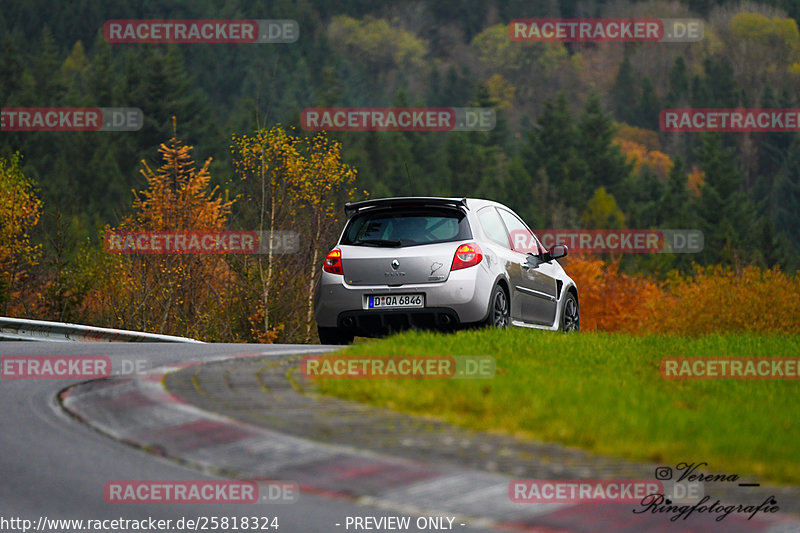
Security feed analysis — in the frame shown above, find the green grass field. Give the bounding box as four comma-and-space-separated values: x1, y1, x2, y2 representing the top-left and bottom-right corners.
313, 329, 800, 485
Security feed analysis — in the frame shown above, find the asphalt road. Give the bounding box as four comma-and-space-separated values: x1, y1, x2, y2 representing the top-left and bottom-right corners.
0, 342, 503, 533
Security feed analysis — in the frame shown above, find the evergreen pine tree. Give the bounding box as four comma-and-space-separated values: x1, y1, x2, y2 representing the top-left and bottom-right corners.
773, 137, 800, 254
532, 92, 581, 194
659, 156, 692, 227
637, 77, 660, 131
694, 133, 759, 265
575, 93, 632, 202
610, 55, 638, 125
665, 55, 689, 108
0, 36, 23, 104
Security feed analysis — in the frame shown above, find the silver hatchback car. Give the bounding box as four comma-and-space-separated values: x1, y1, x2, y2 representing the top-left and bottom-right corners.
313, 197, 579, 344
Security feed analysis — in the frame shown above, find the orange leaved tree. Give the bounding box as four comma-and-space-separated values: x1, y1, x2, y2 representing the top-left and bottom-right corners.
562, 255, 800, 335
648, 265, 800, 336
560, 254, 662, 332
86, 124, 237, 339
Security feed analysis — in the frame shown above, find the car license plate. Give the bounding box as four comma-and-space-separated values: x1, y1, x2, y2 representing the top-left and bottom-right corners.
368, 294, 424, 309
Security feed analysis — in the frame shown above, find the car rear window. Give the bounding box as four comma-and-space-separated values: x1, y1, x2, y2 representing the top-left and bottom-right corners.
341, 208, 471, 247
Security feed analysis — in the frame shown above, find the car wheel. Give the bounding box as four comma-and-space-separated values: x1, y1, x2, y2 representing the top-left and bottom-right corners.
317, 326, 354, 345
561, 292, 580, 333
484, 284, 510, 328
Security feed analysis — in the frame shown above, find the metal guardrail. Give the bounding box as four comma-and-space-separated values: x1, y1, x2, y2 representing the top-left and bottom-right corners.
0, 317, 204, 343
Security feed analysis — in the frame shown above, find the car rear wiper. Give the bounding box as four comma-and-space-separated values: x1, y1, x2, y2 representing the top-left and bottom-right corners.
357, 238, 402, 247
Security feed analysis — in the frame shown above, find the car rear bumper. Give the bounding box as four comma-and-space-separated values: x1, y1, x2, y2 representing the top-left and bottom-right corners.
336, 307, 461, 337
313, 266, 495, 331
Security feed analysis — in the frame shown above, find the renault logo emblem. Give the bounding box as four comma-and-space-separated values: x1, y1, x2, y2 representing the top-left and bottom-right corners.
391, 259, 400, 270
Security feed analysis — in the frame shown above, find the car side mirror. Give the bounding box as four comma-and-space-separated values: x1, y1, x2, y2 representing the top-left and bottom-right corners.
544, 244, 568, 262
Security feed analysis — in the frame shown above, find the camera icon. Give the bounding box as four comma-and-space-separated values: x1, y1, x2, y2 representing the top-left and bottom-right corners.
655, 467, 673, 480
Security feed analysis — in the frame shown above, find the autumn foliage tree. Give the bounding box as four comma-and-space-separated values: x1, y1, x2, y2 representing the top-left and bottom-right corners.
231, 126, 358, 342
296, 134, 359, 341
650, 264, 800, 335
561, 255, 662, 332
562, 255, 800, 336
85, 124, 237, 339
0, 153, 42, 315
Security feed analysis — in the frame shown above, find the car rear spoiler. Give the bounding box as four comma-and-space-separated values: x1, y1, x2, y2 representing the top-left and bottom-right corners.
344, 197, 468, 217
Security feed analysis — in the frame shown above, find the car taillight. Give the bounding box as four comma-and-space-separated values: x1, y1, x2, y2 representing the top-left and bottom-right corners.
451, 243, 483, 271
323, 248, 343, 275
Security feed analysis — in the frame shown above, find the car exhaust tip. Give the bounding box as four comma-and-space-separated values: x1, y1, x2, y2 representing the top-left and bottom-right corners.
342, 317, 355, 328
440, 314, 451, 325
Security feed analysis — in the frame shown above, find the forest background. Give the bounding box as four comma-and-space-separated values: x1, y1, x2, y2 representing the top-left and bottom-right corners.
1, 0, 799, 341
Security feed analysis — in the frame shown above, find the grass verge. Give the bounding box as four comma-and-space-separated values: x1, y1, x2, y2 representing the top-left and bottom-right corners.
314, 329, 800, 485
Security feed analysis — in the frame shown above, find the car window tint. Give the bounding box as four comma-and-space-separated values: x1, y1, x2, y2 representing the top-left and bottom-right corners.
497, 208, 539, 253
427, 217, 459, 240
477, 207, 510, 248
342, 208, 470, 246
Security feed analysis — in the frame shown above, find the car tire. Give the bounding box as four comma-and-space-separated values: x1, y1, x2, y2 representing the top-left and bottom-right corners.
484, 284, 510, 328
317, 326, 354, 345
561, 292, 580, 332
